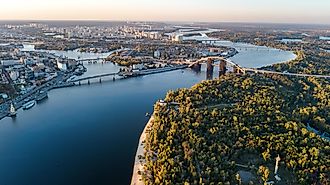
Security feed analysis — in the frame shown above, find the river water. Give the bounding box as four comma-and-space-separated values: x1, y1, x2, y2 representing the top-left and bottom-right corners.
214, 41, 296, 68
0, 38, 296, 185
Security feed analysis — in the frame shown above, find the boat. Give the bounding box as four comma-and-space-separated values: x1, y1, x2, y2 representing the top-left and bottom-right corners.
145, 112, 150, 117
9, 103, 17, 117
36, 91, 48, 103
23, 101, 35, 110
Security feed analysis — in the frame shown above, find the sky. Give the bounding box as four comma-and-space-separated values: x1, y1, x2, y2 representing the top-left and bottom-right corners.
0, 0, 329, 24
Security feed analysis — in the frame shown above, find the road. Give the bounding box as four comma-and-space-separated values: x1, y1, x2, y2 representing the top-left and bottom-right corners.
0, 71, 75, 120
246, 68, 330, 79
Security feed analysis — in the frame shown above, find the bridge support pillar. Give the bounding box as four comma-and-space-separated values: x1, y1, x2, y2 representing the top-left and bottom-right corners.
206, 59, 214, 80
99, 78, 102, 83
88, 80, 90, 85
113, 76, 116, 81
219, 60, 227, 76
191, 63, 201, 73
79, 81, 81, 86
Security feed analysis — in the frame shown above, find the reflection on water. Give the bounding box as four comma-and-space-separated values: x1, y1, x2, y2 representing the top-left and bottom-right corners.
0, 63, 211, 185
213, 41, 296, 68
181, 32, 296, 68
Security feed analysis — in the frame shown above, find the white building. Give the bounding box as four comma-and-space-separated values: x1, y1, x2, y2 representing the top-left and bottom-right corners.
0, 93, 8, 99
57, 61, 67, 71
154, 50, 161, 58
1, 60, 20, 66
173, 35, 183, 42
133, 63, 145, 70
9, 71, 19, 81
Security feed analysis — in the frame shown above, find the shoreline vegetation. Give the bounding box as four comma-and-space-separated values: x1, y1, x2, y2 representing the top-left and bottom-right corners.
142, 74, 329, 184
131, 115, 154, 185
131, 49, 330, 184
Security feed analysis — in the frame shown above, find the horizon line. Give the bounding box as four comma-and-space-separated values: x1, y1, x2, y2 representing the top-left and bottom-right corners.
0, 19, 330, 26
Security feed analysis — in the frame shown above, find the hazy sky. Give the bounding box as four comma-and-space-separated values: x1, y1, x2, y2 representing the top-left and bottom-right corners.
0, 0, 329, 24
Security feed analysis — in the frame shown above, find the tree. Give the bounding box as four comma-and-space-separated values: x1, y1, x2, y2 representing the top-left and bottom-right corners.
258, 166, 270, 185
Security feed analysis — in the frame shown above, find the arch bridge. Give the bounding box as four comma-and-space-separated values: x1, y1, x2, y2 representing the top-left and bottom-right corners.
189, 56, 246, 75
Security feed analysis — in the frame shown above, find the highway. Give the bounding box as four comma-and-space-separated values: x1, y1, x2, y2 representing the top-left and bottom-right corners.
246, 68, 330, 79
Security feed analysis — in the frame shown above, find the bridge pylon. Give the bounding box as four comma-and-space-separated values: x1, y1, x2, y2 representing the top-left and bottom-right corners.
219, 60, 227, 76
206, 59, 214, 80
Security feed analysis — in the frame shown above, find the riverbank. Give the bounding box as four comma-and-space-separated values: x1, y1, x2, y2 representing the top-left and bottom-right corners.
131, 115, 154, 185
0, 71, 76, 121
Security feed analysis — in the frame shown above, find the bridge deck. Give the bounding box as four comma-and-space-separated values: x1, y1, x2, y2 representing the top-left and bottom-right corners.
76, 58, 106, 62
70, 65, 188, 82
71, 72, 118, 82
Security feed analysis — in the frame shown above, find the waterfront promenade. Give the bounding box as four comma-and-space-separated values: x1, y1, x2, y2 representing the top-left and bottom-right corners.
0, 72, 73, 120
131, 115, 154, 185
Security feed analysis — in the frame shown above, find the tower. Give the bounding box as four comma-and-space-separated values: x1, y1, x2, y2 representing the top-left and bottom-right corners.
274, 155, 281, 181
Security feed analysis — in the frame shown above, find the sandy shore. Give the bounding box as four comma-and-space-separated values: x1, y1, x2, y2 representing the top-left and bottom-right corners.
130, 115, 154, 185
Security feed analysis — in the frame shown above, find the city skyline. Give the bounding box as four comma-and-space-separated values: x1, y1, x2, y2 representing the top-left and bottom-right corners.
0, 0, 330, 24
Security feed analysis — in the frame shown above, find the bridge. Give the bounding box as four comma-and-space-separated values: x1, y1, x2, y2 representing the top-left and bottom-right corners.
245, 68, 330, 79
185, 56, 330, 79
195, 56, 240, 66
186, 56, 246, 74
75, 48, 130, 62
198, 39, 219, 44
68, 65, 188, 84
76, 57, 107, 62
70, 72, 118, 83
235, 47, 285, 51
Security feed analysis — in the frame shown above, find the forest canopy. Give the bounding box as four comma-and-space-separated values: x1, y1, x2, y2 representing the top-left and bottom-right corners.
142, 70, 330, 184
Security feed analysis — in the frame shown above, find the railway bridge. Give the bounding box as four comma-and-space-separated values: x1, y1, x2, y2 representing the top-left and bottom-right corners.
185, 56, 330, 80
188, 56, 246, 75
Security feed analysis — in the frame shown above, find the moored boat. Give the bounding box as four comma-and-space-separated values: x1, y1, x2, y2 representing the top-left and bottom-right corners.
23, 101, 35, 110
36, 91, 48, 103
